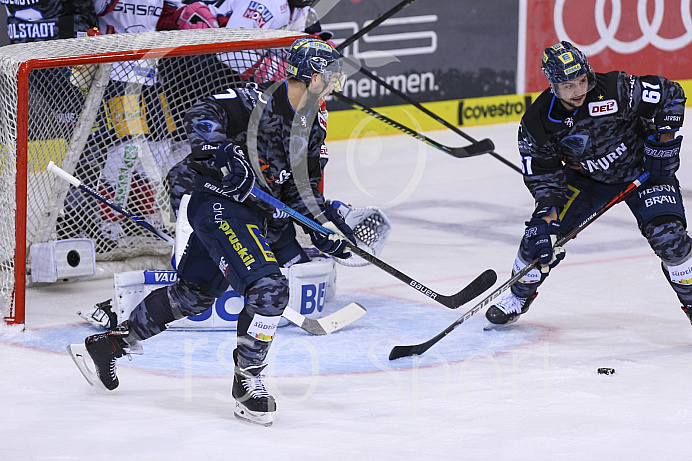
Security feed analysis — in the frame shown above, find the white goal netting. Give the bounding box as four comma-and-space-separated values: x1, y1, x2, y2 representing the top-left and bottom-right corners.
0, 28, 304, 324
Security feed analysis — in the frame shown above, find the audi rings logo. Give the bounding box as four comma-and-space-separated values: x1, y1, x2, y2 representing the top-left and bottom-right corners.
554, 0, 692, 54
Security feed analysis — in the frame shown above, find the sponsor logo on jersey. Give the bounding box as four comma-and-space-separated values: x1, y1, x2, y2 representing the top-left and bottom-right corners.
243, 1, 273, 28
257, 158, 291, 184
247, 224, 276, 262
318, 111, 327, 130
218, 221, 256, 269
320, 144, 329, 159
588, 99, 618, 116
662, 115, 682, 123
112, 3, 162, 16
218, 256, 229, 276
2, 0, 41, 5
193, 120, 220, 141
8, 21, 58, 40
561, 134, 589, 155
578, 142, 627, 173
114, 146, 139, 206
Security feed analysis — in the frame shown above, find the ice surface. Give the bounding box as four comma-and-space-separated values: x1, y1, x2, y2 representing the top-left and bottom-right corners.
3, 110, 692, 460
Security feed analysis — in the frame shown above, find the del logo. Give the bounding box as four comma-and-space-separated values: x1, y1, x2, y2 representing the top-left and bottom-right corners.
588, 99, 618, 116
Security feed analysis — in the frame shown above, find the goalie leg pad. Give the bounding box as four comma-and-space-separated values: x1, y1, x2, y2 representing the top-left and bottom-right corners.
280, 255, 336, 318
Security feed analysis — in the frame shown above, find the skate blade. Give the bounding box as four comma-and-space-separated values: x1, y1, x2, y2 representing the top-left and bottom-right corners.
66, 344, 109, 392
234, 402, 273, 427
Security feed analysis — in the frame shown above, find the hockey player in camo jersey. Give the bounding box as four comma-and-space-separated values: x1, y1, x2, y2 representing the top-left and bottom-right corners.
485, 41, 690, 327
70, 37, 351, 426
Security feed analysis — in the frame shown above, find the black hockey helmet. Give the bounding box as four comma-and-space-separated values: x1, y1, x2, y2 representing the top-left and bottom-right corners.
541, 41, 596, 97
289, 0, 317, 7
286, 36, 344, 90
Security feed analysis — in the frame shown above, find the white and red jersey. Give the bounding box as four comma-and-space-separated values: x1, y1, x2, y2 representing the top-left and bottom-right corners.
214, 0, 308, 73
93, 0, 180, 84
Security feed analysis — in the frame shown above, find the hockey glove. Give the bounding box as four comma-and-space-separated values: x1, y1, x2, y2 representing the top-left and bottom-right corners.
654, 98, 685, 133
214, 141, 256, 202
176, 2, 219, 30
524, 217, 565, 273
643, 134, 682, 183
309, 201, 357, 259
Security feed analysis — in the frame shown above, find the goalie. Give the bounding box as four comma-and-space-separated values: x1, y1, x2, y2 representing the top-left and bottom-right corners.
70, 37, 359, 426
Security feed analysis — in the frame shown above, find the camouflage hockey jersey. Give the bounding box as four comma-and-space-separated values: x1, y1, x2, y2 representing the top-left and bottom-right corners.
519, 71, 686, 211
184, 80, 329, 243
2, 0, 97, 43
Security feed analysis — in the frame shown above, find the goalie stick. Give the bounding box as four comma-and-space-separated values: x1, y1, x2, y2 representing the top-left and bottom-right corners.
47, 162, 363, 335
248, 186, 497, 309
389, 172, 651, 360
333, 93, 495, 158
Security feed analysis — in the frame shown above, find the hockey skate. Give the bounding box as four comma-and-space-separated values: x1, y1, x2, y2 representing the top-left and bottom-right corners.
232, 350, 276, 427
67, 323, 131, 391
77, 299, 118, 330
682, 305, 692, 325
484, 292, 538, 330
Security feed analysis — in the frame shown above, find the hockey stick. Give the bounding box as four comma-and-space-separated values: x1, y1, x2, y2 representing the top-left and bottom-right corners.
389, 172, 651, 360
48, 161, 364, 335
333, 92, 495, 158
47, 161, 174, 245
353, 65, 523, 174
335, 0, 418, 52
248, 186, 497, 309
281, 302, 366, 335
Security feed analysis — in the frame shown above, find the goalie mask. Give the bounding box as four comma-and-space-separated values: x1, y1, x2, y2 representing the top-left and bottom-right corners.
286, 37, 346, 91
541, 41, 596, 100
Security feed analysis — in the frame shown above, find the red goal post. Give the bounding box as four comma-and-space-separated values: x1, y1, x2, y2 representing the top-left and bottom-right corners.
0, 28, 304, 325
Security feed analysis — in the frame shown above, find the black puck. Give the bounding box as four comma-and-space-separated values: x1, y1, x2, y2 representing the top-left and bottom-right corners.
66, 250, 81, 267
597, 367, 615, 375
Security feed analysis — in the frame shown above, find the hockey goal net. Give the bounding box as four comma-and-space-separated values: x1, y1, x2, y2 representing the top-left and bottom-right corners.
0, 28, 304, 325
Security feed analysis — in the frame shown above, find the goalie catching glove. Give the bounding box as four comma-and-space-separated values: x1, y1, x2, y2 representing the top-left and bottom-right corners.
309, 200, 357, 259
213, 141, 256, 202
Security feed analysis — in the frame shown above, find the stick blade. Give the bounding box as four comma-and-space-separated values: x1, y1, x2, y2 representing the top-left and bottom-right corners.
316, 302, 367, 334
389, 339, 436, 360
449, 138, 495, 158
282, 302, 366, 335
444, 269, 497, 309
